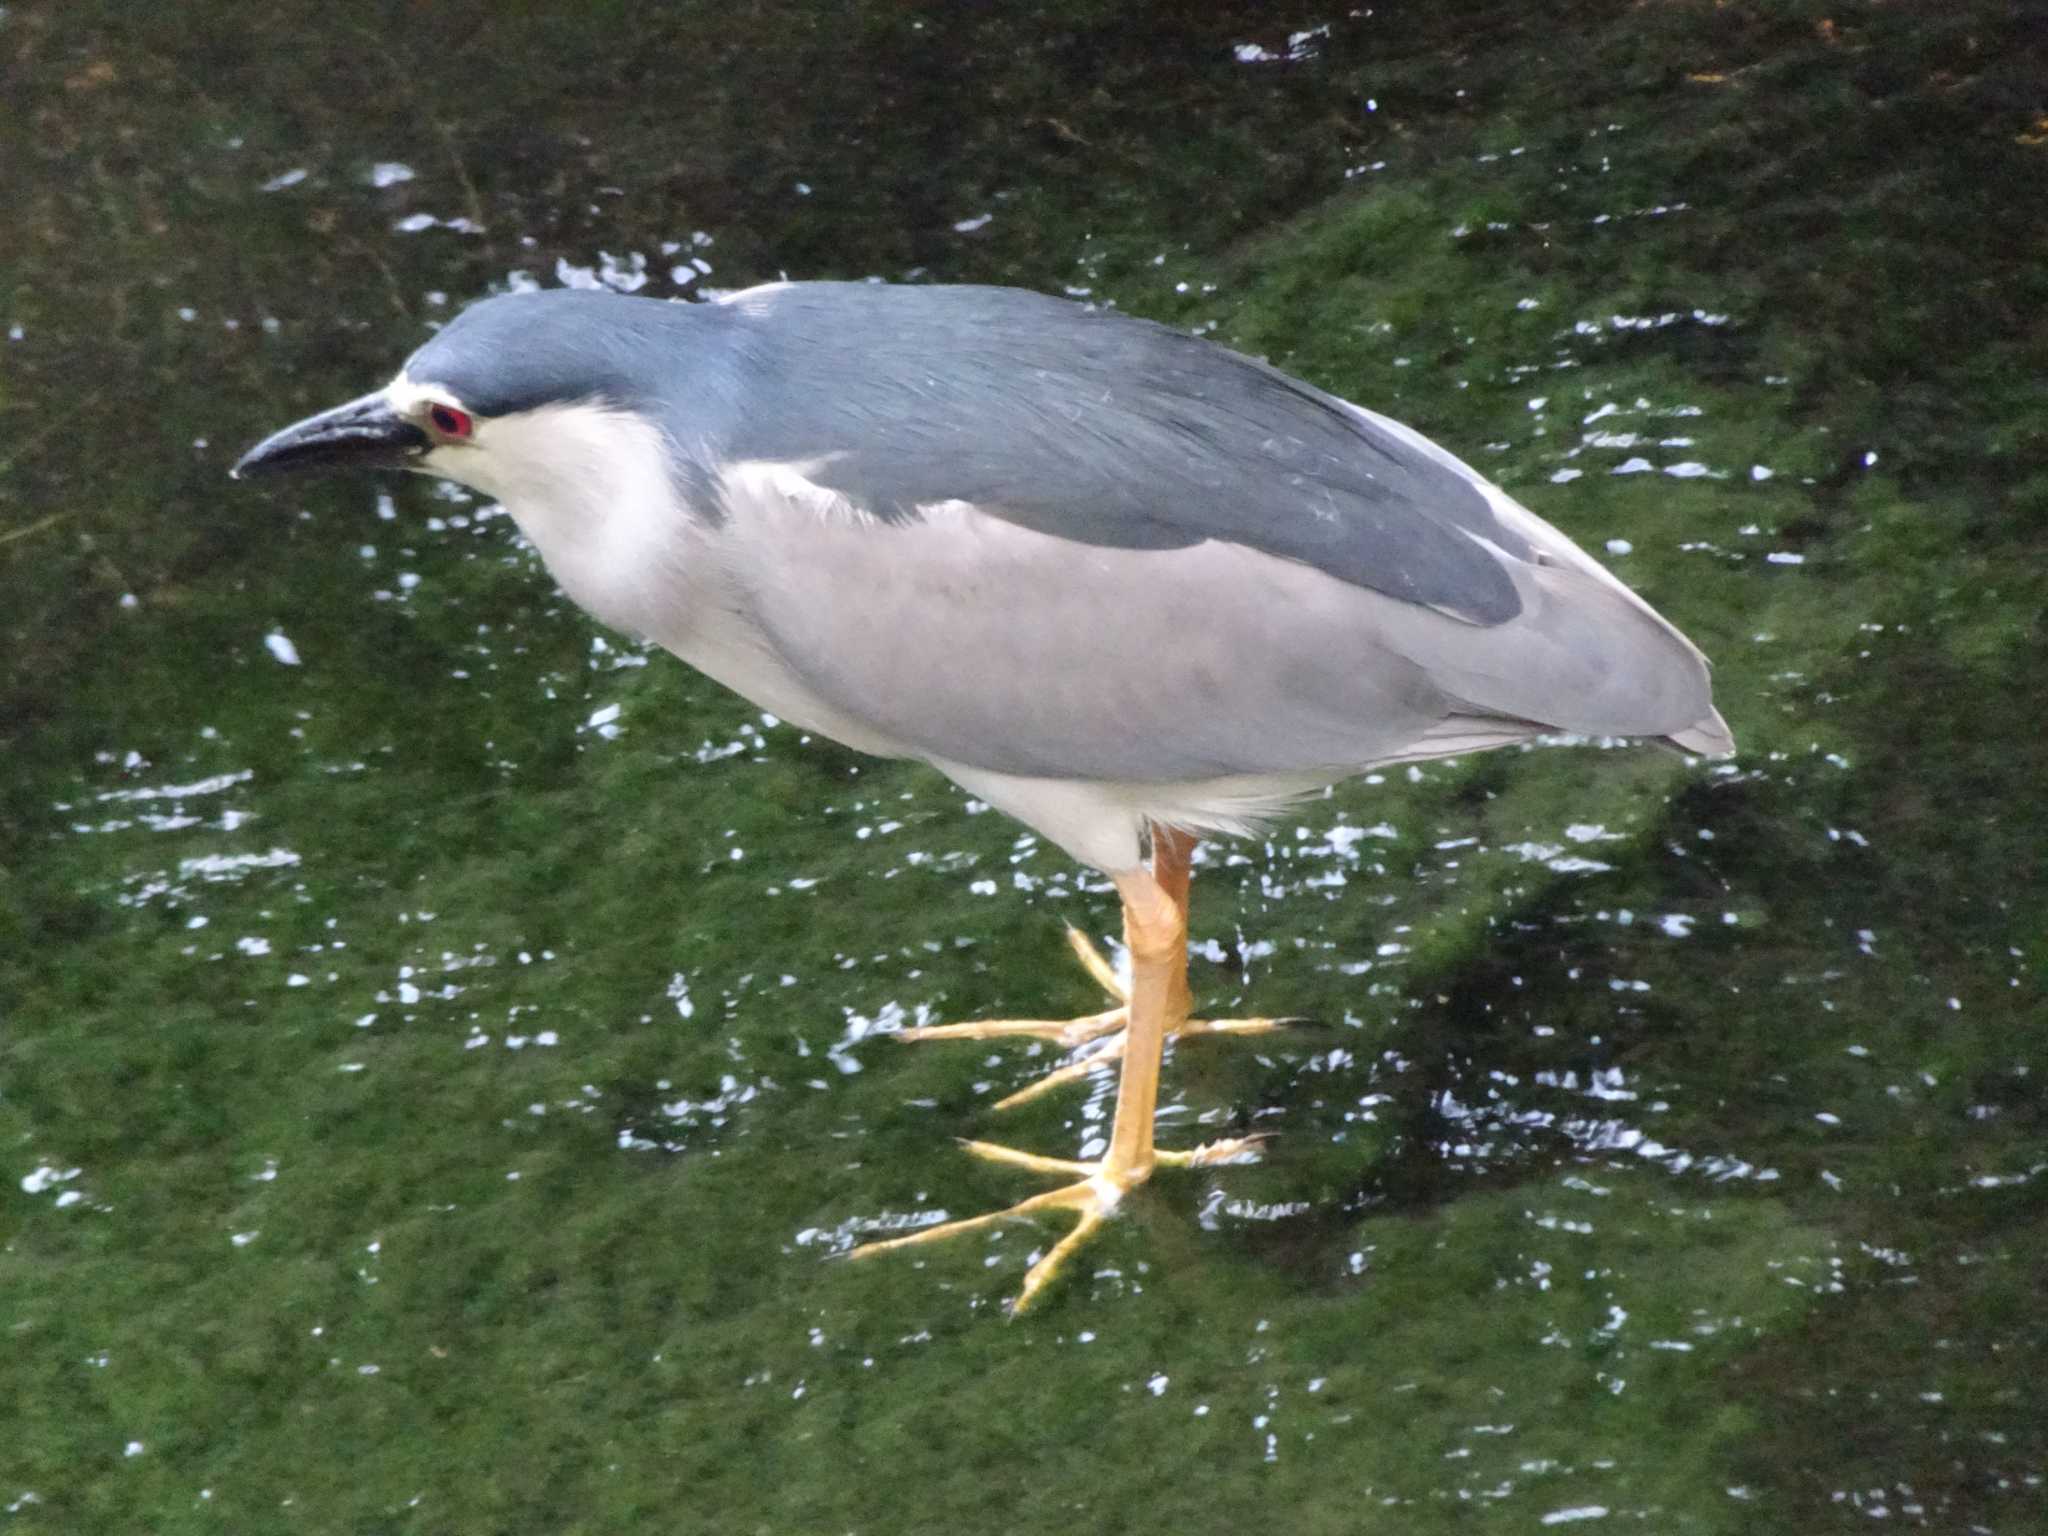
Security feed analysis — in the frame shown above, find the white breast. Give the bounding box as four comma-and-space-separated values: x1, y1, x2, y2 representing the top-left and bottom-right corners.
425, 401, 915, 758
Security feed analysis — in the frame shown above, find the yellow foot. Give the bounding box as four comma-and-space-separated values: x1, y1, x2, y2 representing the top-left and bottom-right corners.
894, 926, 1290, 1108
848, 1135, 1265, 1314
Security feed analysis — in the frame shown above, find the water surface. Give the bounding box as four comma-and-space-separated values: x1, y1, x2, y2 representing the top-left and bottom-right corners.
4, 2, 2043, 1531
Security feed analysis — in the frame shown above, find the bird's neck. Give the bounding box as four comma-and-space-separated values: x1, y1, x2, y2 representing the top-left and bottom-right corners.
464, 400, 705, 642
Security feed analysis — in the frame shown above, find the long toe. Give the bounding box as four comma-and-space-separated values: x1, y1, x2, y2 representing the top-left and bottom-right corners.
894, 1004, 1127, 1048
843, 1133, 1265, 1312
846, 1174, 1124, 1315
895, 930, 1290, 1108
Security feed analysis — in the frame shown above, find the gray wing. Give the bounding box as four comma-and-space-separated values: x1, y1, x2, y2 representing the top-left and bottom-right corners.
713, 463, 1721, 784
716, 283, 1532, 624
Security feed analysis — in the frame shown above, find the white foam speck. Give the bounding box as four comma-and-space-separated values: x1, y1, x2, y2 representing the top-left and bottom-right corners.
179, 848, 300, 880
21, 1165, 81, 1195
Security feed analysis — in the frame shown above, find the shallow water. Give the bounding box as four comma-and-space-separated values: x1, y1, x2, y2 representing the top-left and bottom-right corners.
5, 2, 2044, 1530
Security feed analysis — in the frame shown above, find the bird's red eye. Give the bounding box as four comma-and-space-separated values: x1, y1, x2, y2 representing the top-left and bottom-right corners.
428, 404, 473, 438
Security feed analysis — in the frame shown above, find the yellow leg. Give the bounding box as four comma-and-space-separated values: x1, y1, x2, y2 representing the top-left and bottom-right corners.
893, 830, 1287, 1109
851, 829, 1262, 1313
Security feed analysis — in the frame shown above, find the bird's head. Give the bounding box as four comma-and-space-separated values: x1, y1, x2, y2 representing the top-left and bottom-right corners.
231, 289, 723, 506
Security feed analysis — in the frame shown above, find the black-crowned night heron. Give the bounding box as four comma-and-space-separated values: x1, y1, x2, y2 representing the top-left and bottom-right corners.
236, 282, 1731, 1311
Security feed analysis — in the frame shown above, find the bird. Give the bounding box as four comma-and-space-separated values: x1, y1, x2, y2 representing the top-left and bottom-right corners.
235, 280, 1732, 1312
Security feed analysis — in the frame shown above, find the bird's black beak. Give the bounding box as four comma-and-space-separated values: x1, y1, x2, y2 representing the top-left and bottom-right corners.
231, 392, 429, 480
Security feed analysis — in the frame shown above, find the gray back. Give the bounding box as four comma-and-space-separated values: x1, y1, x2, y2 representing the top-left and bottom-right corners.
410, 283, 1530, 623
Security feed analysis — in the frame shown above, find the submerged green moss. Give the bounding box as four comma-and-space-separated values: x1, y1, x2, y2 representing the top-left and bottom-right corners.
3, 1, 2042, 1531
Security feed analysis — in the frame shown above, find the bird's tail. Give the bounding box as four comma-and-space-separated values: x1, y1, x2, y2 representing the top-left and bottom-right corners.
1665, 706, 1735, 758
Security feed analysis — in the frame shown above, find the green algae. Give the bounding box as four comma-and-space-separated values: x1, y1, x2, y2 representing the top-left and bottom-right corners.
3, 2, 2044, 1531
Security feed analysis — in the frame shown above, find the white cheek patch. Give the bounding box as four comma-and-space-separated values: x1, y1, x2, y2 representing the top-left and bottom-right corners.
470, 401, 696, 638
386, 371, 485, 481
457, 398, 678, 523
384, 371, 468, 420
